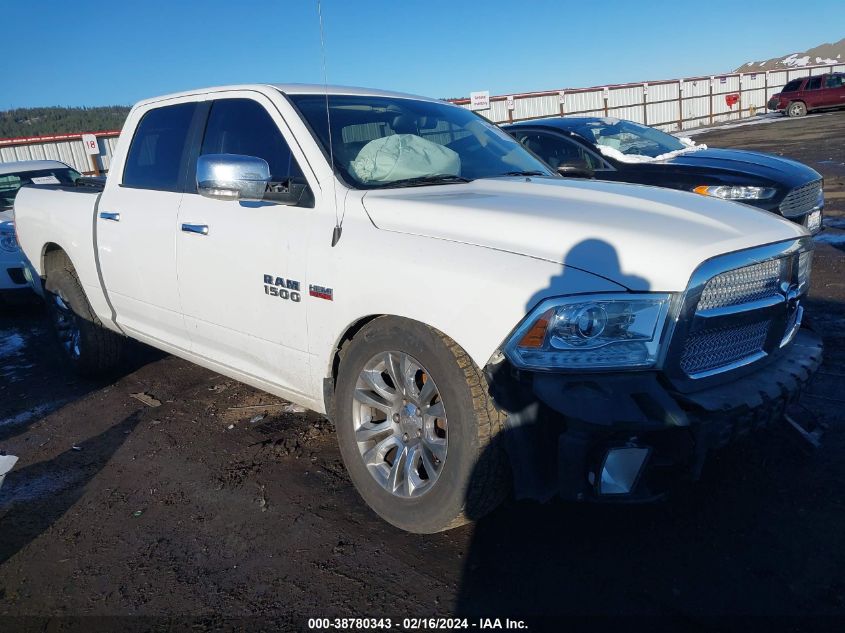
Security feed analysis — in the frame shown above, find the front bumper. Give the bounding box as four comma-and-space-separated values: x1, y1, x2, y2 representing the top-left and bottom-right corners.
488, 328, 823, 502
767, 98, 784, 111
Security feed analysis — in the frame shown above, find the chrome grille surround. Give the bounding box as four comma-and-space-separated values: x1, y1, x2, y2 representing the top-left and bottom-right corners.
780, 180, 823, 218
662, 238, 813, 389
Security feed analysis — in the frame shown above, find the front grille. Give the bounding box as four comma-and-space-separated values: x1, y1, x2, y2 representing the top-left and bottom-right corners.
666, 240, 812, 385
780, 180, 822, 218
680, 320, 770, 376
697, 259, 781, 311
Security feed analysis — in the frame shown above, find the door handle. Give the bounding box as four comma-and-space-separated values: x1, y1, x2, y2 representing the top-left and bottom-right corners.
181, 223, 209, 235
99, 212, 120, 222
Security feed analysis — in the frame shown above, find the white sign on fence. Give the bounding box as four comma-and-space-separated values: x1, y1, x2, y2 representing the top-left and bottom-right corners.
558, 91, 566, 105
602, 87, 610, 100
470, 91, 490, 111
506, 95, 515, 110
81, 134, 99, 155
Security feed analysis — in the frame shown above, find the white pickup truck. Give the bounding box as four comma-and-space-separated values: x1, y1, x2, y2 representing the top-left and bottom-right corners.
15, 84, 822, 533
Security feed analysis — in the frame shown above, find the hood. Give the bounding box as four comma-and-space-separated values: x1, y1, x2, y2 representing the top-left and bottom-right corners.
361, 177, 807, 292
658, 148, 821, 188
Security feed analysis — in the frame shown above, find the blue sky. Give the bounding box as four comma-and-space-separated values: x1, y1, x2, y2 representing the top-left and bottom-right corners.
4, 0, 844, 109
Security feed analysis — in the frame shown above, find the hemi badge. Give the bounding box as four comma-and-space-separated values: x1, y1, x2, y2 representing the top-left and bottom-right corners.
309, 284, 333, 301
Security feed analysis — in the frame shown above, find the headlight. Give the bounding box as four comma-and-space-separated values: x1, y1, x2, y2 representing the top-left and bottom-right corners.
0, 222, 18, 253
503, 293, 673, 371
693, 185, 776, 200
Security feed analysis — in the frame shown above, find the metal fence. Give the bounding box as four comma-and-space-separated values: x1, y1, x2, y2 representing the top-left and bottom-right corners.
1, 62, 843, 172
0, 130, 120, 174
452, 62, 845, 131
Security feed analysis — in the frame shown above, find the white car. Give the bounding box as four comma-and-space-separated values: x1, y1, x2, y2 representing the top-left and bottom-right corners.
14, 85, 822, 532
1, 160, 82, 298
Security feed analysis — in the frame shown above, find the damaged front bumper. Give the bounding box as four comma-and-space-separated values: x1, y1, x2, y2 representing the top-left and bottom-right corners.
488, 328, 823, 502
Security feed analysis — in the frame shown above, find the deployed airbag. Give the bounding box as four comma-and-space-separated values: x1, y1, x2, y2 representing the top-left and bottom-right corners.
350, 134, 460, 183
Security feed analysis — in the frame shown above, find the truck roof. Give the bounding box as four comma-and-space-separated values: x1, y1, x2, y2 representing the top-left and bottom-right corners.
0, 160, 72, 175
135, 84, 443, 108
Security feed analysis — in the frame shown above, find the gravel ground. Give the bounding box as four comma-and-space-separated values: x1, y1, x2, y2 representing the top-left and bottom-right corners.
0, 111, 843, 632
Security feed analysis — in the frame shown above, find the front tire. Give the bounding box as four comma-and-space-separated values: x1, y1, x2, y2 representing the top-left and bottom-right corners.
787, 101, 807, 117
44, 263, 123, 376
334, 317, 509, 533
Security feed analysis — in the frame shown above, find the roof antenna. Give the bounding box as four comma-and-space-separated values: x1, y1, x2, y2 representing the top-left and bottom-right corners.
317, 0, 343, 247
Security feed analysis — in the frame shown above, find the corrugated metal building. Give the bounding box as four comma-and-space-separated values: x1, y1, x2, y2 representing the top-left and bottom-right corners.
0, 130, 120, 174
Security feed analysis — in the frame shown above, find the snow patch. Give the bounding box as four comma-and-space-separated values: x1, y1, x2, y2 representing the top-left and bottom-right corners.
596, 141, 706, 164
814, 232, 845, 246
823, 217, 845, 230
0, 330, 25, 358
0, 402, 57, 429
781, 54, 812, 67
677, 112, 826, 137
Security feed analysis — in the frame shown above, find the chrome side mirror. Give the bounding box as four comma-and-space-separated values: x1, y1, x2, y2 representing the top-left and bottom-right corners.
196, 154, 271, 201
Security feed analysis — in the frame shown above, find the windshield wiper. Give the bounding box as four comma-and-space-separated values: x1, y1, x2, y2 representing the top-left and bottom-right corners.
497, 170, 548, 177
370, 174, 472, 189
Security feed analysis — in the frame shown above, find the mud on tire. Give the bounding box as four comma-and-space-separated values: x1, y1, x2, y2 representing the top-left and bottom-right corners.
44, 255, 123, 376
334, 317, 510, 533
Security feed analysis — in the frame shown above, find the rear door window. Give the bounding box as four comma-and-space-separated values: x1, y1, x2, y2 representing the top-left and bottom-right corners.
806, 76, 823, 90
122, 102, 197, 192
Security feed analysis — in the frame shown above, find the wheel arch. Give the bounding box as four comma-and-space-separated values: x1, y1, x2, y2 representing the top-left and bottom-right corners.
322, 313, 476, 420
41, 243, 74, 277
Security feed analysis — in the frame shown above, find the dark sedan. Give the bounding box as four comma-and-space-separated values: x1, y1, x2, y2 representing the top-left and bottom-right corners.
503, 117, 824, 233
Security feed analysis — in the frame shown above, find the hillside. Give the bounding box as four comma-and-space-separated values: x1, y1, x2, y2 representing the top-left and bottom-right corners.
737, 37, 844, 72
0, 106, 130, 139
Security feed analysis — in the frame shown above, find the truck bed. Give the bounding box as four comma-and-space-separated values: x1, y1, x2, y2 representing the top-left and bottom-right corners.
15, 183, 115, 328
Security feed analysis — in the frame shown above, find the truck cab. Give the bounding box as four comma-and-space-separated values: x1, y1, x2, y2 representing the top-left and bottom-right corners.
14, 85, 822, 533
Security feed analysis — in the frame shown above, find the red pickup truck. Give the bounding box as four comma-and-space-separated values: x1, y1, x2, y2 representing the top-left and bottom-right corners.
768, 72, 845, 117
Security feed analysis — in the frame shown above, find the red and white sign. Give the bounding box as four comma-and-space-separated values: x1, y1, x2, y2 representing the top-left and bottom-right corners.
470, 91, 490, 111
506, 95, 515, 110
82, 134, 99, 155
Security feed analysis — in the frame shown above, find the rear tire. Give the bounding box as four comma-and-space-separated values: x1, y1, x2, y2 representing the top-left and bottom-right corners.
787, 101, 807, 117
44, 260, 123, 376
334, 317, 510, 533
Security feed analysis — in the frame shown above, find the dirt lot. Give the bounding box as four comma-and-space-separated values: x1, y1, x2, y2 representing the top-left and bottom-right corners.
1, 112, 844, 631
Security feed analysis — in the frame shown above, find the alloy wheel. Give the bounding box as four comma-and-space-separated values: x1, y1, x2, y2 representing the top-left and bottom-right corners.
352, 351, 448, 498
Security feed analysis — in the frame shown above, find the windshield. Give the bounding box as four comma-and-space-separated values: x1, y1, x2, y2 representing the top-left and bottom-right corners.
0, 167, 81, 209
570, 118, 688, 158
288, 94, 553, 188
